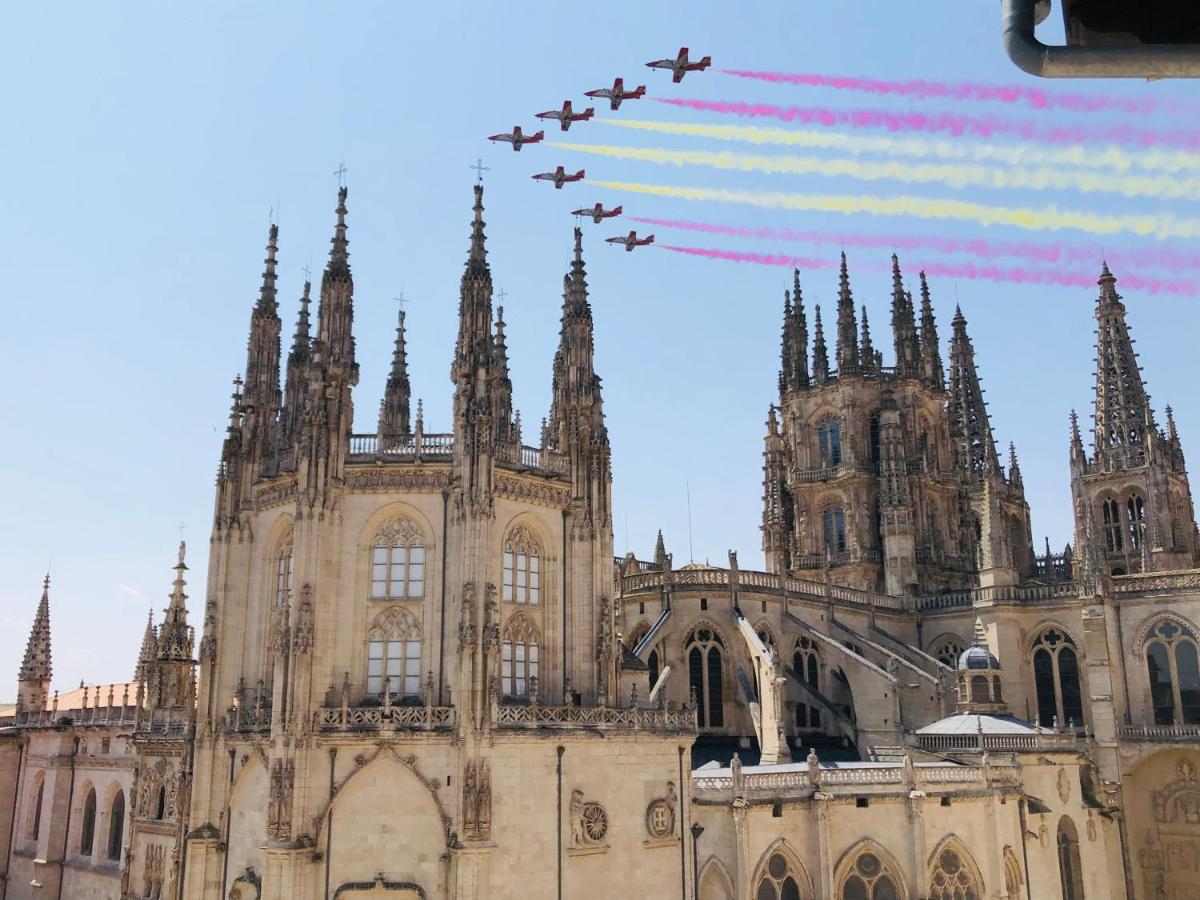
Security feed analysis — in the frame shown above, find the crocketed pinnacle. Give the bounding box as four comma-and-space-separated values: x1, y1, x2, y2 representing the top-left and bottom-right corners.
157, 542, 193, 663
653, 530, 669, 569
890, 254, 919, 377
19, 575, 52, 683
1093, 263, 1152, 457
811, 304, 829, 383
859, 305, 876, 375
327, 186, 350, 279
135, 609, 156, 682
378, 308, 412, 436
256, 223, 280, 315
835, 252, 859, 374
290, 280, 312, 357
791, 269, 808, 388
947, 304, 999, 478
918, 271, 944, 390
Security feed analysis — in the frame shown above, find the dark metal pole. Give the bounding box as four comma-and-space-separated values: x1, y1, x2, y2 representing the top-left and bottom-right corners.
690, 822, 704, 900
557, 746, 565, 900
678, 747, 687, 900
438, 491, 449, 702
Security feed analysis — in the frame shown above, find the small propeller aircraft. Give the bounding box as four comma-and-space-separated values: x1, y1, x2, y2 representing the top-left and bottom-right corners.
487, 125, 545, 151
534, 100, 595, 132
584, 78, 647, 111
484, 126, 547, 152
605, 230, 655, 251
571, 203, 623, 224
645, 47, 712, 83
531, 167, 586, 189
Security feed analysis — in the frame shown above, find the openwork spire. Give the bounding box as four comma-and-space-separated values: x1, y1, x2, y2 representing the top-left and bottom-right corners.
282, 280, 312, 448
327, 186, 350, 279
859, 305, 877, 375
791, 269, 809, 388
454, 183, 495, 382
947, 305, 999, 479
811, 304, 829, 383
835, 253, 860, 375
158, 542, 193, 662
1092, 263, 1152, 460
315, 186, 357, 377
242, 223, 283, 432
653, 530, 669, 569
19, 575, 52, 684
378, 309, 412, 436
135, 609, 157, 682
918, 271, 944, 390
257, 224, 280, 315
547, 228, 606, 451
779, 289, 794, 400
890, 255, 920, 377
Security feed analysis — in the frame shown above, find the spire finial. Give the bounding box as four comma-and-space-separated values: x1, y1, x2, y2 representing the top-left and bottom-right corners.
327, 185, 350, 276
19, 574, 53, 690
469, 182, 487, 263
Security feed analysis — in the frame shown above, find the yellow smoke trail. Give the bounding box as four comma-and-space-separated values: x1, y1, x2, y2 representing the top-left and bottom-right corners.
601, 119, 1200, 176
551, 141, 1200, 201
587, 180, 1200, 239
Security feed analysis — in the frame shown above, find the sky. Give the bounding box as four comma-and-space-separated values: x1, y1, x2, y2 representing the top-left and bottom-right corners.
2, 2, 1197, 694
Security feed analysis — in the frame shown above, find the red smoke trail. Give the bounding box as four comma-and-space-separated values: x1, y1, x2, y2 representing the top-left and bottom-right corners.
631, 216, 1200, 273
652, 97, 1200, 150
716, 70, 1191, 117
656, 244, 1199, 296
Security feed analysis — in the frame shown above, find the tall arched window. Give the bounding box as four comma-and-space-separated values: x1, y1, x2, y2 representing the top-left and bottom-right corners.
928, 844, 982, 900
370, 518, 426, 600
818, 418, 843, 467
502, 615, 541, 698
503, 526, 541, 605
107, 790, 125, 862
931, 636, 967, 668
823, 506, 847, 556
1031, 628, 1084, 729
80, 787, 97, 855
1145, 619, 1200, 725
1101, 498, 1123, 553
28, 773, 44, 841
793, 636, 821, 728
841, 850, 901, 900
687, 626, 725, 729
1126, 494, 1146, 551
274, 534, 294, 605
756, 850, 804, 900
155, 785, 166, 820
1056, 817, 1084, 900
647, 647, 661, 689
366, 607, 422, 697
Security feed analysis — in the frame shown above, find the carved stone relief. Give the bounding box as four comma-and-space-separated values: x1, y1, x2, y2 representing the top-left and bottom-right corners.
645, 781, 677, 840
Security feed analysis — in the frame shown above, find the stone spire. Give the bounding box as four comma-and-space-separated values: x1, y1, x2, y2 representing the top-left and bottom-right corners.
791, 269, 809, 389
917, 272, 944, 390
811, 304, 829, 383
18, 575, 52, 712
241, 224, 283, 462
493, 304, 516, 443
135, 609, 156, 683
947, 305, 999, 479
835, 253, 860, 375
147, 543, 196, 712
378, 308, 412, 437
1092, 263, 1152, 462
314, 187, 357, 378
778, 288, 794, 400
281, 279, 312, 447
1008, 442, 1023, 488
1069, 408, 1086, 464
859, 305, 877, 376
890, 255, 920, 377
653, 530, 669, 570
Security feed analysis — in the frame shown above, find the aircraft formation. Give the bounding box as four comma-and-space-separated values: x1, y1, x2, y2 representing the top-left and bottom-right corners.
485, 46, 712, 252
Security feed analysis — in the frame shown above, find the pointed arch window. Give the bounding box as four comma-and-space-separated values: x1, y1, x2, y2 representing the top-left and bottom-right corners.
1031, 628, 1084, 729
932, 637, 966, 668
823, 506, 847, 555
1101, 498, 1123, 553
1126, 494, 1146, 551
107, 790, 125, 862
841, 850, 900, 900
756, 850, 803, 900
274, 535, 294, 605
28, 773, 44, 841
818, 418, 843, 467
928, 845, 981, 900
1056, 817, 1084, 900
647, 646, 661, 689
503, 526, 541, 605
502, 616, 540, 698
1145, 619, 1200, 725
688, 626, 725, 729
366, 607, 422, 697
793, 636, 821, 729
80, 787, 97, 855
370, 518, 426, 600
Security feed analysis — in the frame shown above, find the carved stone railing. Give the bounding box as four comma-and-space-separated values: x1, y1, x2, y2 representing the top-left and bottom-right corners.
2, 705, 140, 729
493, 703, 696, 731
223, 706, 272, 734
916, 581, 1079, 612
346, 433, 569, 478
913, 730, 1076, 753
316, 704, 457, 732
791, 461, 875, 484
1118, 723, 1200, 742
137, 709, 194, 737
792, 547, 883, 570
1113, 570, 1200, 596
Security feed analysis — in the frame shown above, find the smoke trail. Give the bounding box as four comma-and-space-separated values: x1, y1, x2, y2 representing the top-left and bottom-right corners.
551, 141, 1200, 201
657, 244, 1199, 296
590, 180, 1200, 240
629, 215, 1200, 273
716, 70, 1193, 117
652, 97, 1200, 150
602, 119, 1200, 176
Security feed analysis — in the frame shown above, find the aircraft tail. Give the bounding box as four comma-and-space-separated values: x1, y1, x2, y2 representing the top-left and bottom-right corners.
614, 77, 623, 90
645, 234, 655, 244
575, 170, 585, 179
613, 205, 623, 216
700, 55, 712, 67
583, 107, 595, 119
532, 131, 544, 140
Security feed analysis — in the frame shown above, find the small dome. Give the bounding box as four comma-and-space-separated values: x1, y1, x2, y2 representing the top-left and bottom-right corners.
958, 645, 1000, 670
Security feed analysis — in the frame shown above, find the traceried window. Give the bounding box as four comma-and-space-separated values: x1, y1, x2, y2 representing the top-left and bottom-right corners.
1031, 628, 1084, 729
1057, 817, 1084, 900
818, 418, 843, 467
502, 526, 541, 605
366, 607, 422, 697
107, 790, 125, 861
1102, 498, 1123, 553
274, 536, 294, 606
928, 846, 981, 900
932, 637, 966, 668
1145, 619, 1200, 725
1126, 494, 1146, 551
371, 518, 425, 600
501, 615, 540, 698
688, 626, 725, 729
841, 850, 900, 900
756, 851, 803, 900
823, 506, 847, 556
793, 636, 821, 729
80, 787, 96, 855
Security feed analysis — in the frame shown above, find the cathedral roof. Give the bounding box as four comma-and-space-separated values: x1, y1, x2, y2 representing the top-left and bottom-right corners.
957, 645, 1001, 670
915, 712, 1042, 736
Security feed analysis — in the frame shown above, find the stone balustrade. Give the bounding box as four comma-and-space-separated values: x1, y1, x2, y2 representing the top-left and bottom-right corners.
493, 702, 696, 731
316, 704, 457, 732
913, 730, 1076, 753
1113, 570, 1200, 595
0, 706, 140, 729
1118, 723, 1200, 741
344, 433, 569, 477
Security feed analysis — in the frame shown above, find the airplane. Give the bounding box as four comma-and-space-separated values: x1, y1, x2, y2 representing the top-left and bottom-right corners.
605, 230, 655, 251
487, 125, 545, 151
531, 166, 586, 189
645, 46, 712, 83
584, 78, 647, 111
534, 100, 595, 132
571, 203, 623, 224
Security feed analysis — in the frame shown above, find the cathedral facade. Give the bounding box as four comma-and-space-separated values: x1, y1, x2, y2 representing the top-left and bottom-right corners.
2, 183, 1198, 900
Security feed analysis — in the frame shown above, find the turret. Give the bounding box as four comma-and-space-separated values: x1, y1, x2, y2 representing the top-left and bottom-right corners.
146, 542, 196, 712
17, 575, 52, 714
835, 253, 860, 375
378, 308, 412, 440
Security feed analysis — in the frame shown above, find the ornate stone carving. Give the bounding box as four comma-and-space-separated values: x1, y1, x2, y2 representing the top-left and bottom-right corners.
645, 781, 677, 839
292, 586, 314, 655
1057, 766, 1071, 804
267, 759, 295, 841
346, 468, 451, 494
569, 789, 608, 847
142, 843, 165, 899
462, 759, 492, 841
494, 473, 571, 508
458, 583, 477, 649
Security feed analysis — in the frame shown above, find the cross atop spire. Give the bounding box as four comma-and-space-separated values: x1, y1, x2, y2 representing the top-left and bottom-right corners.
333, 160, 348, 187
470, 157, 490, 183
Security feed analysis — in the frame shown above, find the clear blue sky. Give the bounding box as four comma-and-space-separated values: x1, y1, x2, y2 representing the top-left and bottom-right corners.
2, 2, 1196, 693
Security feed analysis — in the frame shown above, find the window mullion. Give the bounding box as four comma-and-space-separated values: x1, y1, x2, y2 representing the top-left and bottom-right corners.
1169, 643, 1185, 723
